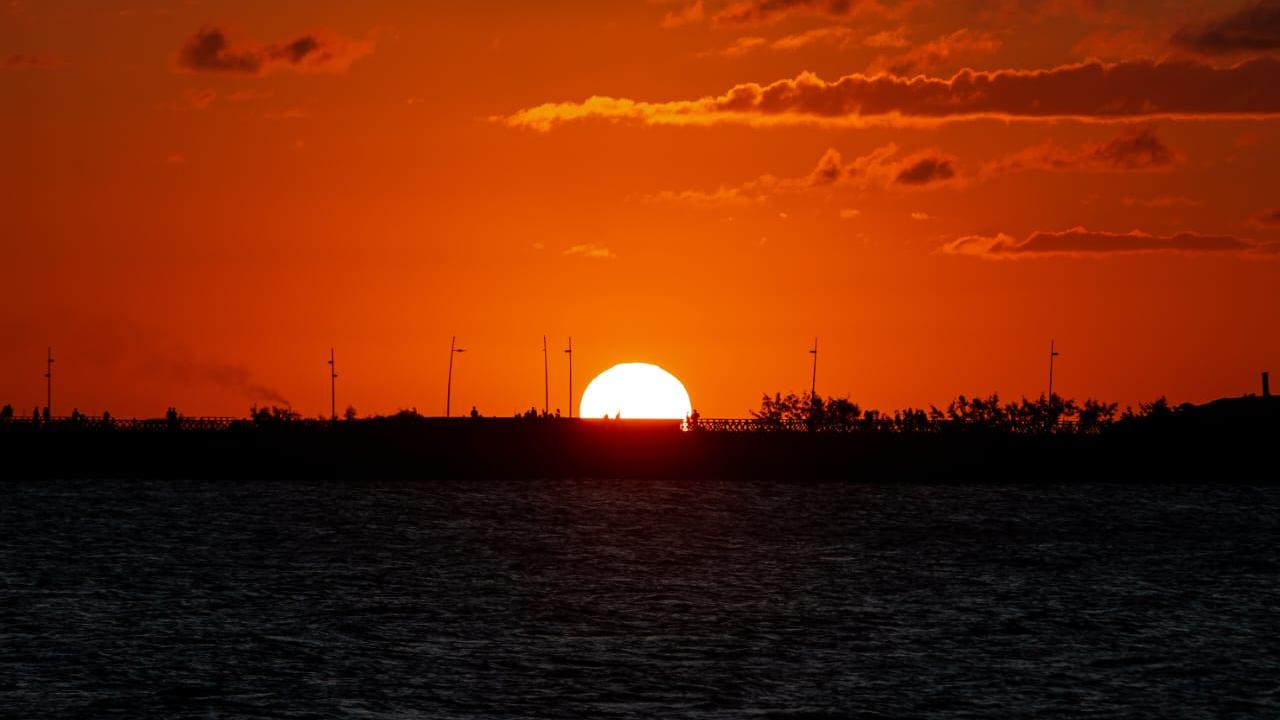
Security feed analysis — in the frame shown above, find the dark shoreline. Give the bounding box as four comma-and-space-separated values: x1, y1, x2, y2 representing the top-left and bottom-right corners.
3, 395, 1276, 481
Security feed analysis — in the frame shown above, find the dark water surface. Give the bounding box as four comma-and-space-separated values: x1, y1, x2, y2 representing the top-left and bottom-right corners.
3, 479, 1278, 718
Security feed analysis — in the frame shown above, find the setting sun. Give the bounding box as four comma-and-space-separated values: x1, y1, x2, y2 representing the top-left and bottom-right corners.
579, 363, 692, 419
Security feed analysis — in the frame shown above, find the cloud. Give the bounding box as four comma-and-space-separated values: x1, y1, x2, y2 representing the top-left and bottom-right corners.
710, 0, 877, 26
649, 127, 1175, 206
772, 25, 857, 50
943, 227, 1280, 259
650, 142, 962, 204
864, 26, 909, 48
868, 29, 1001, 76
645, 143, 960, 205
713, 36, 768, 56
2, 52, 65, 69
894, 154, 956, 185
1122, 194, 1201, 208
501, 58, 1280, 131
662, 0, 706, 27
707, 26, 856, 57
564, 243, 617, 259
839, 208, 861, 218
1171, 1, 1280, 56
983, 125, 1178, 174
155, 348, 291, 405
177, 27, 372, 75
910, 211, 931, 220
1253, 208, 1280, 226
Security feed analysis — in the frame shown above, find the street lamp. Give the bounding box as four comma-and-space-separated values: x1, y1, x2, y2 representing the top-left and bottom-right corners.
446, 336, 466, 417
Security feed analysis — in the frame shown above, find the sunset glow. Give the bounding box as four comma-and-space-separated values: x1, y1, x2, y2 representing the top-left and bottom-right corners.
1, 2, 1278, 419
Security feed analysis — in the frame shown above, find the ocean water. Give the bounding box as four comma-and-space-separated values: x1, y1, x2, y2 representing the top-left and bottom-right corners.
2, 479, 1278, 718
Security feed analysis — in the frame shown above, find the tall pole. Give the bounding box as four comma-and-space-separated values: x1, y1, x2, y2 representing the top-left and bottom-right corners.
564, 337, 573, 419
809, 337, 818, 399
1048, 339, 1060, 399
328, 348, 337, 421
446, 336, 465, 417
542, 335, 549, 415
45, 347, 53, 416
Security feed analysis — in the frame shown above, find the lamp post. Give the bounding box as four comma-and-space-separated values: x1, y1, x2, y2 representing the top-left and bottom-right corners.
809, 337, 818, 399
328, 348, 338, 421
542, 335, 549, 415
1048, 339, 1060, 399
564, 337, 573, 419
45, 347, 53, 417
446, 336, 465, 418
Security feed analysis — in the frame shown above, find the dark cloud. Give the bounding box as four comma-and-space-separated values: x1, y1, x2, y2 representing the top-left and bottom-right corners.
646, 144, 957, 205
504, 58, 1280, 130
895, 155, 956, 185
1171, 1, 1280, 55
711, 0, 865, 26
177, 27, 371, 75
870, 29, 1001, 76
985, 125, 1179, 174
1088, 125, 1176, 169
943, 227, 1279, 259
160, 350, 291, 405
1253, 208, 1280, 226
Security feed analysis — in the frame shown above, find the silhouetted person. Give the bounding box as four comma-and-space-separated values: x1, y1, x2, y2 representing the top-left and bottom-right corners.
32, 406, 40, 425
555, 408, 561, 418
469, 406, 480, 419
0, 404, 12, 420
41, 406, 50, 422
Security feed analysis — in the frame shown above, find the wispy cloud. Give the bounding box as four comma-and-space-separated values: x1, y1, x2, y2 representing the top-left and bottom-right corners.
1171, 0, 1280, 56
1122, 195, 1201, 208
983, 125, 1179, 174
868, 29, 1001, 76
661, 0, 706, 28
502, 58, 1280, 131
943, 227, 1280, 259
2, 52, 66, 69
1252, 208, 1280, 227
176, 27, 372, 75
564, 243, 617, 259
645, 143, 960, 206
647, 127, 1180, 207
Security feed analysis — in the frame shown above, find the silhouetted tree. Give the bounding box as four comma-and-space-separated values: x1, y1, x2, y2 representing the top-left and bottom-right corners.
343, 405, 358, 421
250, 404, 300, 425
752, 392, 860, 430
1077, 398, 1118, 433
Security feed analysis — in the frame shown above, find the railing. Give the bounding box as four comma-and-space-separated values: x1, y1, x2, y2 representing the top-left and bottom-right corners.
0, 415, 1082, 433
689, 418, 805, 432
687, 417, 1081, 433
0, 416, 243, 431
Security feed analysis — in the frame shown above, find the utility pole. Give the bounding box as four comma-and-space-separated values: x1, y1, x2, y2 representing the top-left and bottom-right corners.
564, 337, 573, 418
542, 335, 550, 415
45, 347, 53, 417
809, 337, 818, 399
328, 348, 338, 421
1048, 339, 1060, 399
446, 336, 465, 418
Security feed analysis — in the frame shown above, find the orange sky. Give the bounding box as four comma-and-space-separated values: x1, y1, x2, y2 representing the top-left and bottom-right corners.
3, 0, 1279, 418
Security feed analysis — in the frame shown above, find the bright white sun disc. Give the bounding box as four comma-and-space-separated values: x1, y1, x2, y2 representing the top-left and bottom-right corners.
579, 363, 692, 419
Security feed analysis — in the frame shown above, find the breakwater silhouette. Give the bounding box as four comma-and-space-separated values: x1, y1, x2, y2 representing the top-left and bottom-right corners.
2, 395, 1275, 481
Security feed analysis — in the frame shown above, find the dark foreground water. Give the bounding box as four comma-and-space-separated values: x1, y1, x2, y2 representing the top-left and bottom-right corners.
2, 480, 1278, 719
